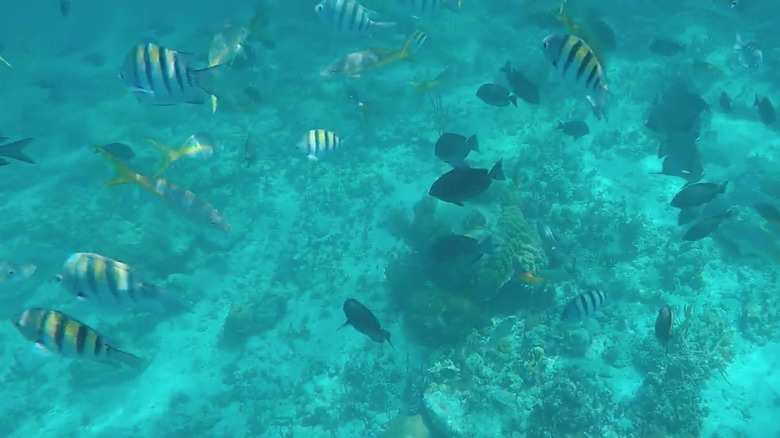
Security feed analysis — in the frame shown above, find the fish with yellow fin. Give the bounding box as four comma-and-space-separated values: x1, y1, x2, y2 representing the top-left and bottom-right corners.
208, 25, 251, 113
97, 147, 231, 232
320, 32, 416, 78
410, 65, 453, 95
556, 2, 606, 68
147, 134, 214, 176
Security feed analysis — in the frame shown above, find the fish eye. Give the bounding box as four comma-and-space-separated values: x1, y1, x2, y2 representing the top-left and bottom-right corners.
314, 4, 323, 12
543, 41, 549, 49
55, 274, 63, 282
7, 270, 14, 277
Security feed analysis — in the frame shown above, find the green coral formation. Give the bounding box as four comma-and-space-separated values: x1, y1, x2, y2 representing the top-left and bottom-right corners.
384, 185, 546, 346
629, 305, 735, 437
219, 295, 288, 350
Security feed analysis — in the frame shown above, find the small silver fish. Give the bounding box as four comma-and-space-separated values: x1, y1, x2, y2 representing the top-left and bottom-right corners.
734, 33, 762, 68
0, 262, 36, 289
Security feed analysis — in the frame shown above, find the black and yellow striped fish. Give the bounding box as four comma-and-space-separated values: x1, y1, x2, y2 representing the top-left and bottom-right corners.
57, 253, 176, 313
542, 34, 610, 120
12, 308, 146, 369
119, 42, 220, 105
297, 129, 342, 161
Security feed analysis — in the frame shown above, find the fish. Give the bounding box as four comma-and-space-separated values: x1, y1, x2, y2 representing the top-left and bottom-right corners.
536, 222, 576, 274
12, 307, 147, 369
208, 25, 251, 113
97, 147, 232, 231
561, 290, 608, 322
248, 0, 277, 49
719, 91, 732, 113
542, 34, 610, 120
60, 0, 73, 15
243, 133, 256, 168
0, 138, 34, 166
670, 181, 728, 209
754, 95, 776, 125
753, 203, 780, 226
147, 134, 214, 176
476, 84, 517, 107
512, 257, 543, 285
314, 0, 396, 36
677, 206, 702, 226
429, 234, 494, 265
409, 66, 453, 94
429, 159, 505, 206
434, 133, 478, 167
556, 120, 589, 140
297, 129, 341, 161
480, 316, 517, 353
499, 61, 540, 105
682, 208, 735, 241
320, 33, 414, 78
339, 298, 392, 347
96, 142, 135, 162
0, 262, 36, 289
409, 29, 429, 52
119, 43, 222, 106
396, 0, 460, 17
649, 39, 685, 56
646, 82, 706, 135
56, 252, 180, 313
655, 305, 674, 352
734, 33, 762, 69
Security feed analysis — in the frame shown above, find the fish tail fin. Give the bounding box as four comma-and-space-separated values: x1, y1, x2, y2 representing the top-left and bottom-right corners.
0, 52, 11, 68
211, 95, 219, 114
397, 33, 416, 62
754, 94, 761, 106
97, 147, 140, 186
383, 330, 394, 349
556, 120, 564, 130
489, 159, 505, 181
500, 60, 511, 74
109, 347, 148, 370
467, 134, 479, 152
147, 139, 177, 176
479, 236, 495, 256
191, 64, 226, 98
509, 95, 518, 107
337, 320, 350, 331
0, 138, 34, 164
718, 180, 729, 194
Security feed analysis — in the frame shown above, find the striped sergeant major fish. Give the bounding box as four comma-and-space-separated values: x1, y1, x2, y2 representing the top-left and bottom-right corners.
396, 0, 460, 17
12, 308, 147, 369
561, 289, 608, 322
56, 253, 179, 313
97, 147, 232, 232
314, 0, 396, 36
120, 43, 221, 106
542, 34, 611, 120
297, 129, 341, 161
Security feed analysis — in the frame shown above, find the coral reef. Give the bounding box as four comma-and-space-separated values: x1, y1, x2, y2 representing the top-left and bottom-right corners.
383, 414, 431, 438
384, 186, 547, 347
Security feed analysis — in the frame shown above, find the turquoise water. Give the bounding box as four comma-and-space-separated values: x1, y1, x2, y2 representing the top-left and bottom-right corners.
1, 0, 778, 437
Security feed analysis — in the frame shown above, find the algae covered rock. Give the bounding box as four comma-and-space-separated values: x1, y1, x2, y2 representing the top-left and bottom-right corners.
219, 294, 287, 350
